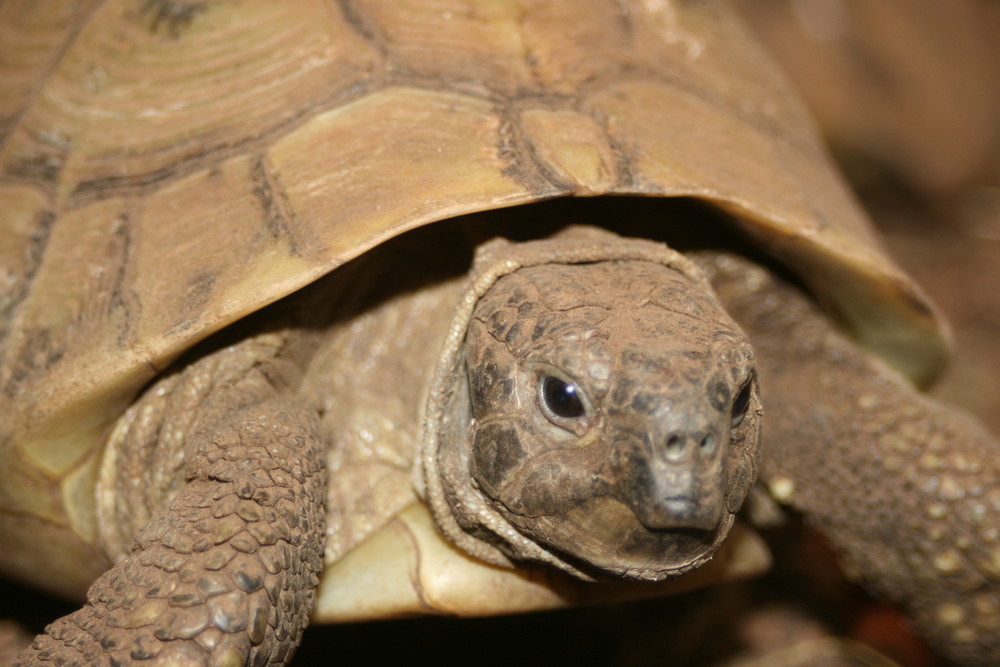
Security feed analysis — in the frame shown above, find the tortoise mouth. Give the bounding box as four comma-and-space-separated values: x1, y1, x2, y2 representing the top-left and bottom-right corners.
636, 495, 724, 532
497, 494, 733, 582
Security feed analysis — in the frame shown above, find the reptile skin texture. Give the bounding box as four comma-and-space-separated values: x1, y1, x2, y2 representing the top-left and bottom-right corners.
707, 253, 1000, 666
17, 333, 326, 666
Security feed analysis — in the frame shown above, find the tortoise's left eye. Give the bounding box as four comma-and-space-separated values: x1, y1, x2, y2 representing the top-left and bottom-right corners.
541, 376, 586, 420
731, 381, 752, 428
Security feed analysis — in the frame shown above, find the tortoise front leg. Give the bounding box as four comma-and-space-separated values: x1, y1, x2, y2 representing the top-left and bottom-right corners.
18, 335, 326, 666
705, 253, 1000, 666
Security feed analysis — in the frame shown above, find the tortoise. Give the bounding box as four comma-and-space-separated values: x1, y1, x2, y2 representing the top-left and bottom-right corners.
1, 0, 998, 665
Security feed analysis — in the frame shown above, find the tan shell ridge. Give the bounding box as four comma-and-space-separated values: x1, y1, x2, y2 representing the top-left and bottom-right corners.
0, 0, 945, 595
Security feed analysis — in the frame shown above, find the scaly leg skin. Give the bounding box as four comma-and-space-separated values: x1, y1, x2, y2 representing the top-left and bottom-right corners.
17, 333, 326, 666
704, 253, 1000, 666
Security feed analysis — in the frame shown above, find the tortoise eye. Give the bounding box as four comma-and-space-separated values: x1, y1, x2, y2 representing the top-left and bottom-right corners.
731, 381, 752, 428
541, 376, 586, 420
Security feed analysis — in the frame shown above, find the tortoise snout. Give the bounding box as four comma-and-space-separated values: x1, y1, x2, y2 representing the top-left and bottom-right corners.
620, 429, 728, 532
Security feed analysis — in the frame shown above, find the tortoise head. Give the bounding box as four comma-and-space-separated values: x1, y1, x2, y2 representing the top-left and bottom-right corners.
420, 230, 761, 582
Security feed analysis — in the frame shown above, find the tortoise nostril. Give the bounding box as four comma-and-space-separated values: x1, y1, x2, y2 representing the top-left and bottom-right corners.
664, 433, 717, 459
665, 434, 684, 459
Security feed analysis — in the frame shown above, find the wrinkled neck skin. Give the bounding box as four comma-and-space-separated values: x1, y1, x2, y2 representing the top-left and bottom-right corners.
420, 229, 762, 582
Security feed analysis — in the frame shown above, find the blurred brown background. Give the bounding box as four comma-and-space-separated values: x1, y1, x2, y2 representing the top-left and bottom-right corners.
733, 0, 1000, 438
